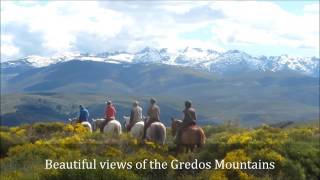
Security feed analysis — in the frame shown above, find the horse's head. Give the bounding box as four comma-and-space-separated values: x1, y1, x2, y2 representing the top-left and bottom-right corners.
171, 118, 182, 136
91, 118, 105, 131
123, 116, 130, 128
68, 117, 78, 125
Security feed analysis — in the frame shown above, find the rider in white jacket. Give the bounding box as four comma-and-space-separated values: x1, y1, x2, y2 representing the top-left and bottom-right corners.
127, 101, 143, 131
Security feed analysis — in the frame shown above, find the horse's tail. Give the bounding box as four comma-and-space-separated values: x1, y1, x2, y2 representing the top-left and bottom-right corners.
150, 123, 166, 145
154, 126, 163, 144
157, 124, 166, 145
197, 128, 206, 146
113, 124, 118, 134
113, 122, 122, 135
130, 122, 144, 139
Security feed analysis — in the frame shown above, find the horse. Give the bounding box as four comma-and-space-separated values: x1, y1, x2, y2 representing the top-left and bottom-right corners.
123, 116, 145, 139
68, 118, 92, 132
92, 118, 122, 135
123, 116, 166, 145
146, 121, 166, 145
91, 118, 104, 132
171, 118, 206, 153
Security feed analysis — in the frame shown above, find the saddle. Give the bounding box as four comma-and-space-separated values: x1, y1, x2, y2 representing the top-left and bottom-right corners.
190, 121, 196, 126
127, 120, 143, 131
182, 121, 197, 132
99, 118, 114, 132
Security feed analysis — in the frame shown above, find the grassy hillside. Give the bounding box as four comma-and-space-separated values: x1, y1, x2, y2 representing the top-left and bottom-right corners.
1, 92, 318, 127
0, 121, 319, 180
1, 61, 319, 126
3, 61, 215, 94
0, 93, 186, 126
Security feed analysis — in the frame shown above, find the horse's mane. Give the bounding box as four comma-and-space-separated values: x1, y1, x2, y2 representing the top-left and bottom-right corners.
172, 118, 183, 123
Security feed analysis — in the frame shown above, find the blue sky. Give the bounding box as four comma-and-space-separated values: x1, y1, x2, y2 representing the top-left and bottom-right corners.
1, 1, 319, 60
274, 1, 316, 15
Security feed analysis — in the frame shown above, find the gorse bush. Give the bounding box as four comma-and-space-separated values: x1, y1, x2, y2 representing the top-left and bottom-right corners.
0, 121, 319, 180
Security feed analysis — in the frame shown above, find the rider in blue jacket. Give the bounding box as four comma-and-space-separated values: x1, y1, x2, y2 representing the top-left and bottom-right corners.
79, 105, 89, 123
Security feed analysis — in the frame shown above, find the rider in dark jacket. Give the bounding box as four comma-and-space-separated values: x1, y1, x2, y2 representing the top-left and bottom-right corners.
176, 100, 197, 144
143, 98, 160, 139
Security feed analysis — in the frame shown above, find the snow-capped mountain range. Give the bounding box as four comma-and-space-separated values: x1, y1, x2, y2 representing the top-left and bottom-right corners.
2, 47, 319, 76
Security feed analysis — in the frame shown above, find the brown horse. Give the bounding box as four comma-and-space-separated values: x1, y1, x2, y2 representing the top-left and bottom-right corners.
171, 118, 206, 153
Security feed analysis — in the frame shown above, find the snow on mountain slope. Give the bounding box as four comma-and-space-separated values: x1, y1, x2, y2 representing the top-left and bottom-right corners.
1, 47, 319, 76
107, 53, 134, 63
266, 55, 319, 75
174, 47, 221, 67
206, 50, 264, 73
132, 47, 166, 63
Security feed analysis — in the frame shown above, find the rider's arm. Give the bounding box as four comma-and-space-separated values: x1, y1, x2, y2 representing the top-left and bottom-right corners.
104, 107, 108, 119
79, 110, 83, 119
130, 109, 134, 124
113, 106, 116, 115
156, 106, 160, 121
147, 106, 152, 117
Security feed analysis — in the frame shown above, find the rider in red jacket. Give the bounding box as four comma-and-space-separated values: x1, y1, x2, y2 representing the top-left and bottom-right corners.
100, 101, 116, 132
105, 102, 116, 120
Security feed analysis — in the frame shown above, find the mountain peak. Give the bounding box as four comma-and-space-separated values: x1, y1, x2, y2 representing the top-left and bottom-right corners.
2, 47, 319, 77
138, 46, 159, 54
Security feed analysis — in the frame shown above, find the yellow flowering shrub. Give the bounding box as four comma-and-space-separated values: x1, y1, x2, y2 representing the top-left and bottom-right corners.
0, 170, 23, 180
9, 127, 20, 133
227, 132, 253, 145
224, 149, 251, 162
59, 134, 83, 147
0, 131, 22, 156
0, 122, 319, 180
63, 124, 74, 133
255, 148, 285, 163
209, 169, 228, 180
15, 129, 26, 137
287, 128, 314, 140
238, 171, 256, 180
73, 124, 90, 134
103, 146, 123, 158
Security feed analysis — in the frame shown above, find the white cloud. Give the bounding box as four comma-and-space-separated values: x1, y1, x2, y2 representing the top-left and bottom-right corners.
208, 1, 319, 52
0, 1, 319, 60
1, 34, 20, 58
1, 1, 131, 56
304, 3, 320, 14
159, 1, 209, 14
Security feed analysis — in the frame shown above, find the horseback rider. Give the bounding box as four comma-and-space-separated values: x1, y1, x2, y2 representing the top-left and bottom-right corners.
78, 105, 89, 123
175, 100, 197, 144
143, 98, 160, 139
127, 101, 143, 131
100, 100, 117, 132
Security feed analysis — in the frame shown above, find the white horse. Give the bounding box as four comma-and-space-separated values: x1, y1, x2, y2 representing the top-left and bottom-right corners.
146, 121, 166, 145
123, 116, 145, 139
92, 118, 122, 135
124, 116, 166, 145
68, 118, 92, 132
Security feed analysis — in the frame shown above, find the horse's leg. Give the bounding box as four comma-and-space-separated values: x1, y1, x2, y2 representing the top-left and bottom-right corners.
190, 145, 195, 152
186, 145, 189, 153
175, 145, 181, 155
